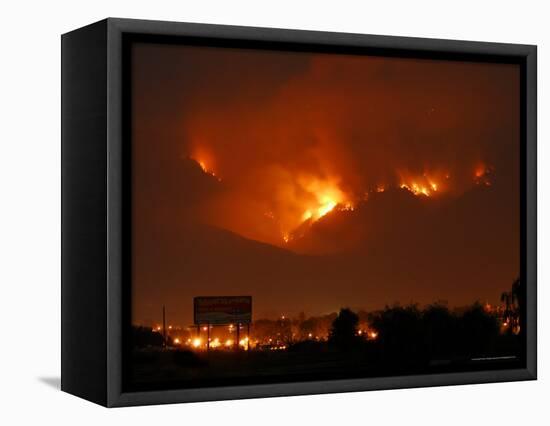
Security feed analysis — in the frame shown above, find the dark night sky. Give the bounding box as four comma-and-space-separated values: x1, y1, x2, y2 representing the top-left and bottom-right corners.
131, 42, 520, 326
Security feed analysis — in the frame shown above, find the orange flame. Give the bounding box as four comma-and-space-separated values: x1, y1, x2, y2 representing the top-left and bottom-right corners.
277, 174, 352, 243
400, 182, 433, 197
191, 145, 222, 180
398, 170, 446, 197
188, 144, 495, 248
192, 156, 221, 181
298, 175, 348, 221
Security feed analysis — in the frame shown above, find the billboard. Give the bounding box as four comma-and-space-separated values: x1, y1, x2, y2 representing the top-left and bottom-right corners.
194, 296, 252, 325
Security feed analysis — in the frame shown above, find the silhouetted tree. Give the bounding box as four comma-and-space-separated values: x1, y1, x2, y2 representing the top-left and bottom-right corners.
132, 326, 164, 348
500, 277, 524, 335
512, 278, 525, 335
500, 290, 515, 322
509, 277, 524, 335
329, 308, 360, 348
299, 318, 318, 340
277, 316, 293, 344
457, 303, 500, 357
511, 278, 522, 304
422, 303, 456, 360
370, 305, 425, 364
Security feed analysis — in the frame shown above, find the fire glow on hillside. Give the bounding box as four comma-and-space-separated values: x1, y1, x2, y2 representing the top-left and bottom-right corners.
190, 152, 493, 244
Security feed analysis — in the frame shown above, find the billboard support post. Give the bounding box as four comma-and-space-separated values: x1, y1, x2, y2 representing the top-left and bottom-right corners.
162, 305, 166, 348
207, 322, 210, 352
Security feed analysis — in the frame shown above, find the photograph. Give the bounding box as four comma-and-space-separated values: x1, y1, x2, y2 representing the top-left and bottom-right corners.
127, 40, 525, 391
1, 0, 545, 423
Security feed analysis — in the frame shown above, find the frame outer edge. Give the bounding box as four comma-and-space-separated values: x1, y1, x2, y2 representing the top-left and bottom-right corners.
101, 17, 537, 407
61, 19, 109, 407
525, 46, 537, 379
107, 17, 124, 407
105, 17, 536, 55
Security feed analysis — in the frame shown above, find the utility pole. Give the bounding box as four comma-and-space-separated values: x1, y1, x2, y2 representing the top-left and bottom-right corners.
162, 305, 166, 348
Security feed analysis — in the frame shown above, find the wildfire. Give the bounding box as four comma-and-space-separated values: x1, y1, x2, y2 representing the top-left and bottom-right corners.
190, 145, 222, 181
400, 182, 433, 197
317, 199, 338, 218
275, 167, 464, 244
398, 170, 446, 197
274, 174, 353, 243
475, 165, 486, 178
194, 158, 222, 181
197, 160, 208, 172
474, 163, 493, 186
299, 176, 349, 222
188, 143, 496, 248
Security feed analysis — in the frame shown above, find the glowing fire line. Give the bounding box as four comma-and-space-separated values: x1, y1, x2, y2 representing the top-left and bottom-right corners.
190, 148, 493, 245
194, 158, 222, 181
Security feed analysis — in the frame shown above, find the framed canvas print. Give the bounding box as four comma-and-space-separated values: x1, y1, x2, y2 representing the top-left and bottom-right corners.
61, 18, 537, 407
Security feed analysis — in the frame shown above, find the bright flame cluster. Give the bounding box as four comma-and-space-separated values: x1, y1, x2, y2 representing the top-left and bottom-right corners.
189, 146, 498, 247
400, 181, 438, 197
299, 176, 347, 222
397, 170, 447, 197
277, 175, 352, 243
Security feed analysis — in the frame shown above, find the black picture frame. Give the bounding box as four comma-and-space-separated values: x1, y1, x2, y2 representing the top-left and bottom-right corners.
61, 17, 537, 407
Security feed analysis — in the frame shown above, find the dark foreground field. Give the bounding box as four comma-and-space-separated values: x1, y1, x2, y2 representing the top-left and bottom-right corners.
127, 302, 524, 391
128, 341, 521, 392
